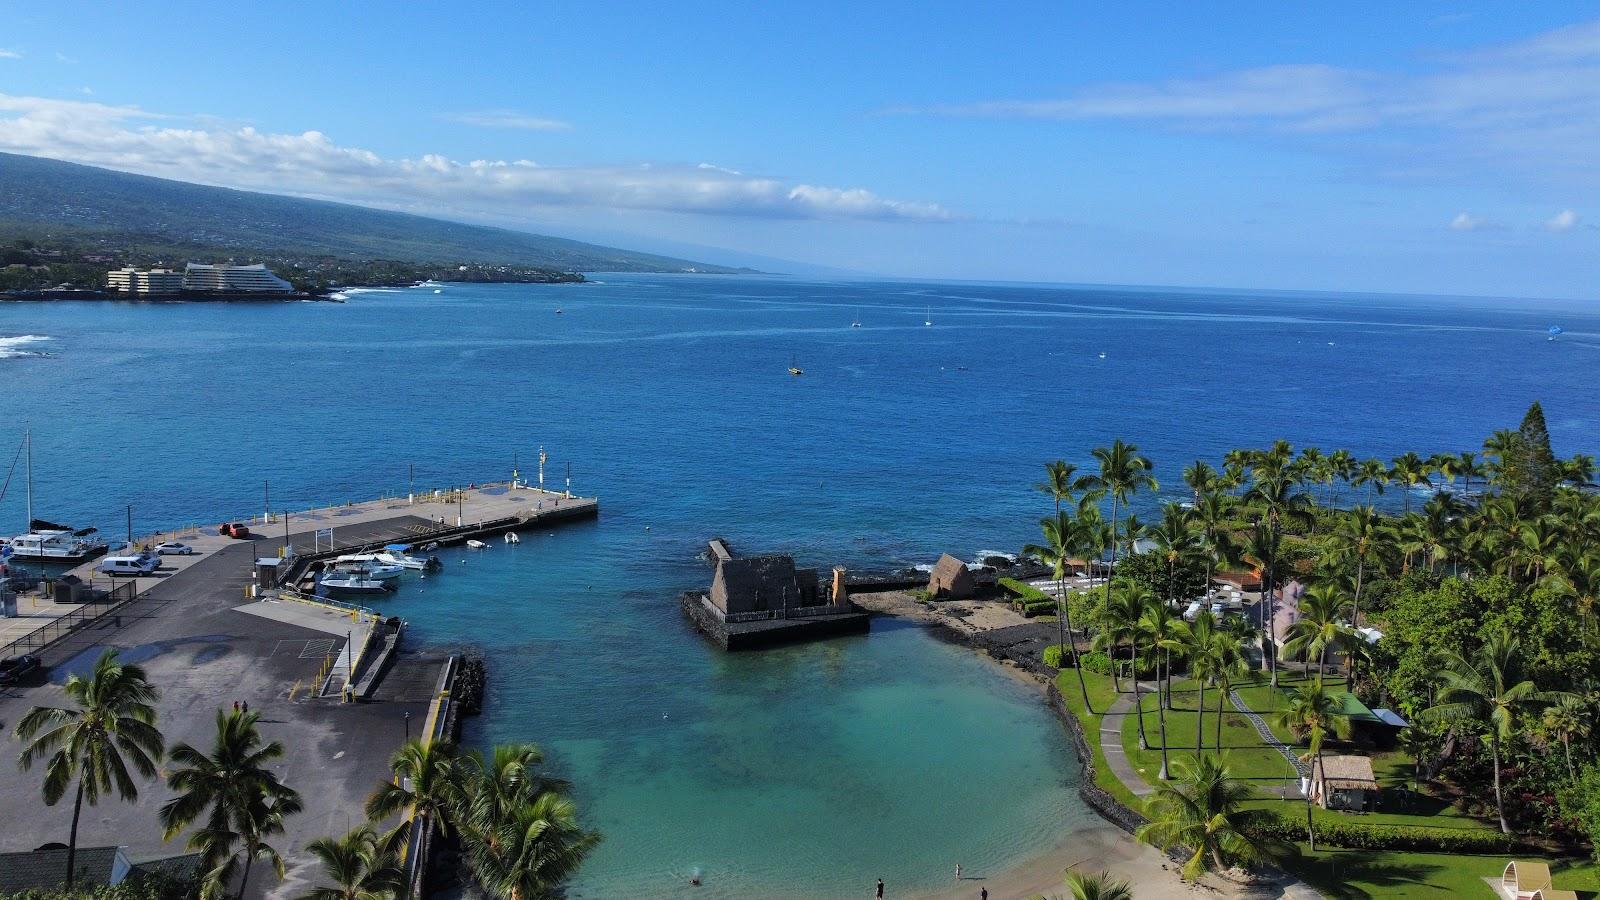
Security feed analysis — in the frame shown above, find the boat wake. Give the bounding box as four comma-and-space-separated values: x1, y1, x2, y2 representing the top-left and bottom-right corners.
0, 334, 51, 359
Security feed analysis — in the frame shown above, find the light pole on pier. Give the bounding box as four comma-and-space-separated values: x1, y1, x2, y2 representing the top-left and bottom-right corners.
408, 464, 415, 505
126, 504, 132, 548
538, 446, 546, 492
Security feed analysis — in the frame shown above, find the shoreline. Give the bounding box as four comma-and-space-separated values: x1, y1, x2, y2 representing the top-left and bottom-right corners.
850, 591, 1245, 899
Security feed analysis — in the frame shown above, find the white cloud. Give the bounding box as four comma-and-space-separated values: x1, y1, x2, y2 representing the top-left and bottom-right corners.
905, 19, 1600, 186
1450, 212, 1494, 231
55, 52, 76, 64
0, 93, 954, 223
0, 49, 22, 59
443, 110, 572, 131
1545, 209, 1580, 231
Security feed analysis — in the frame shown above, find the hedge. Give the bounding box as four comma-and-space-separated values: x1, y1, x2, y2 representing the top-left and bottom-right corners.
1240, 810, 1522, 854
999, 578, 1048, 601
1043, 647, 1112, 674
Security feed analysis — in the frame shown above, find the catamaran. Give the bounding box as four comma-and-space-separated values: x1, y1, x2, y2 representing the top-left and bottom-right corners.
5, 429, 107, 562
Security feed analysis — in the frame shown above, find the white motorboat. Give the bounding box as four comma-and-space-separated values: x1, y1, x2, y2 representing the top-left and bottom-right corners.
337, 545, 440, 571
503, 532, 520, 544
466, 539, 489, 550
330, 562, 402, 581
319, 571, 396, 594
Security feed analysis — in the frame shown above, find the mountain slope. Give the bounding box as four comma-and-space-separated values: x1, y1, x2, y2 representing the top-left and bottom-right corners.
0, 152, 744, 273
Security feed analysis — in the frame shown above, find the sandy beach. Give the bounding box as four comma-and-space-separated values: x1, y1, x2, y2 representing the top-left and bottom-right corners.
850, 590, 1308, 900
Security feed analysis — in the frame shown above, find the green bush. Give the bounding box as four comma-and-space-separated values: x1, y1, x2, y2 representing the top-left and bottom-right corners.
1044, 644, 1067, 668
1079, 650, 1112, 674
1239, 810, 1520, 853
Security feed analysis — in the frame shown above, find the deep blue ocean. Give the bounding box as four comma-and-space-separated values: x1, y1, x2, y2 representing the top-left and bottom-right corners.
2, 275, 1596, 897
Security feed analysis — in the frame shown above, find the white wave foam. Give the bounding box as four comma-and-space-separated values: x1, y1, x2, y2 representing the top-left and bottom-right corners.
973, 550, 1017, 563
0, 334, 51, 359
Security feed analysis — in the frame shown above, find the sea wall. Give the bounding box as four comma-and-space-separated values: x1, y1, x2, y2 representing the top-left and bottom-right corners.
679, 593, 870, 650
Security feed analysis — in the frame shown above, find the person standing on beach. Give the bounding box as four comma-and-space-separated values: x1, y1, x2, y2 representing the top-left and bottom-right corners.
875, 877, 884, 898
955, 864, 962, 881
980, 888, 988, 900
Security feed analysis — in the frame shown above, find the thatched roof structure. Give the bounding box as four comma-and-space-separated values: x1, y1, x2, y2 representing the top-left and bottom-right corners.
1312, 754, 1379, 792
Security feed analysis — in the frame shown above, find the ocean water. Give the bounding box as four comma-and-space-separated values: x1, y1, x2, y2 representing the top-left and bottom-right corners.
2, 275, 1597, 896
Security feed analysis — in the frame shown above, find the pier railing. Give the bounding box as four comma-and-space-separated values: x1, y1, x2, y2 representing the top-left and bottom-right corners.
0, 580, 139, 659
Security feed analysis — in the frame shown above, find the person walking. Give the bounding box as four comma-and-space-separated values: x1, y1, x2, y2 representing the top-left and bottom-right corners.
875, 877, 884, 898
955, 864, 962, 881
980, 888, 988, 900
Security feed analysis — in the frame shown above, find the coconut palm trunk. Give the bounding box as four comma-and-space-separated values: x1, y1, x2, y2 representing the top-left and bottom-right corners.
1156, 651, 1171, 779
66, 781, 85, 889
1491, 733, 1508, 834
1195, 678, 1206, 754
1132, 633, 1149, 751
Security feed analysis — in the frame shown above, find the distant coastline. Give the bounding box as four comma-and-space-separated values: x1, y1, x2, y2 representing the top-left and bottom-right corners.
0, 273, 587, 303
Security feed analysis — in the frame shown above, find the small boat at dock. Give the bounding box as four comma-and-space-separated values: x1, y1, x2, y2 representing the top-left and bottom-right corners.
319, 570, 397, 594
466, 539, 490, 549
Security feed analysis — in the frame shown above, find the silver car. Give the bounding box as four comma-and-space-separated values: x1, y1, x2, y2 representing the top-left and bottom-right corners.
154, 541, 195, 555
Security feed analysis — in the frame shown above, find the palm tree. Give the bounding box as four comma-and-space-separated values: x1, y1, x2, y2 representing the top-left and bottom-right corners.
1281, 584, 1354, 678
1184, 459, 1220, 505
1542, 695, 1590, 783
1091, 439, 1158, 630
1151, 502, 1201, 609
467, 791, 600, 900
366, 739, 465, 839
1135, 754, 1282, 880
1209, 628, 1252, 752
1036, 460, 1097, 516
458, 743, 571, 841
1243, 456, 1312, 687
1092, 579, 1142, 695
1328, 505, 1384, 678
1064, 869, 1133, 900
1185, 610, 1221, 754
1422, 628, 1567, 833
1389, 452, 1431, 514
1191, 489, 1236, 595
161, 709, 303, 899
1327, 448, 1356, 508
1353, 457, 1389, 505
300, 825, 405, 900
1138, 594, 1184, 780
1457, 451, 1486, 500
1274, 678, 1350, 850
14, 648, 165, 890
1026, 511, 1092, 711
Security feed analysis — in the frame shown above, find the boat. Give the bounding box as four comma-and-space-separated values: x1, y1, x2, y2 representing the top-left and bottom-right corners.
852, 309, 862, 328
319, 571, 397, 594
433, 289, 443, 294
788, 354, 804, 376
330, 562, 403, 581
336, 545, 440, 571
924, 306, 932, 327
5, 430, 108, 562
466, 539, 490, 549
504, 532, 520, 544
555, 308, 564, 315
8, 528, 108, 562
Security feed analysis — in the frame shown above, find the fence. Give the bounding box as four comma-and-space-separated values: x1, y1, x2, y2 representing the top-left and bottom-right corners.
0, 580, 139, 659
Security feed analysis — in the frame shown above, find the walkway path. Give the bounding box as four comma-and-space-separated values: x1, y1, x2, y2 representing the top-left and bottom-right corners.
1099, 681, 1158, 797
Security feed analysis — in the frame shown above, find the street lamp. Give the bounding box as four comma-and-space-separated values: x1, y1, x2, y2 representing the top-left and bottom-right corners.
404, 711, 411, 742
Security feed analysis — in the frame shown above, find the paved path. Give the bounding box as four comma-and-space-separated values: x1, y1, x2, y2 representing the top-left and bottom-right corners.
1099, 681, 1158, 797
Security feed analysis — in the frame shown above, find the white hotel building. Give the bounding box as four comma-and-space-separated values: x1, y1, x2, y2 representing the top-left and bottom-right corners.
107, 263, 294, 295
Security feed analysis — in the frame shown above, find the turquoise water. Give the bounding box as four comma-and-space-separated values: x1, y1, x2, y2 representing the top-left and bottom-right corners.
2, 276, 1598, 895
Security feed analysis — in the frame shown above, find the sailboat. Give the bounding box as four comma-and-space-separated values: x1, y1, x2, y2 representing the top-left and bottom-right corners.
851, 309, 861, 328
924, 306, 932, 327
5, 429, 108, 563
788, 354, 804, 376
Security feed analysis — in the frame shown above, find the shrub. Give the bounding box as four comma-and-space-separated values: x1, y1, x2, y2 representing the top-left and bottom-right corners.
1043, 644, 1068, 668
1079, 651, 1112, 674
1239, 810, 1521, 853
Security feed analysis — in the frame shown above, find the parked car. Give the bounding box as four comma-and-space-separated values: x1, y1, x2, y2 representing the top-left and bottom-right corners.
0, 654, 41, 685
219, 523, 251, 539
154, 541, 195, 555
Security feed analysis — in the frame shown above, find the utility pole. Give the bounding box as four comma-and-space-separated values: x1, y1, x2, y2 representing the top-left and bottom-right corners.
538, 445, 547, 492
264, 480, 270, 523
126, 505, 132, 548
408, 463, 415, 505
565, 462, 571, 498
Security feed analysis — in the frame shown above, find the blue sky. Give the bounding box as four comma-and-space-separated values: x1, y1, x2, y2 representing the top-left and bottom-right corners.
2, 2, 1598, 297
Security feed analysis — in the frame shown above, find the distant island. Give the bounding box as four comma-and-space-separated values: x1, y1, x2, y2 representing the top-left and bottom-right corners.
0, 151, 755, 299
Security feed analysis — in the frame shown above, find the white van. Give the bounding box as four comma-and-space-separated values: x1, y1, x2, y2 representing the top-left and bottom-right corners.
99, 554, 160, 577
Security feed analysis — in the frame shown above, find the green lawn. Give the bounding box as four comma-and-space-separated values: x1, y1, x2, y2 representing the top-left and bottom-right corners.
1287, 848, 1599, 899
1052, 662, 1582, 898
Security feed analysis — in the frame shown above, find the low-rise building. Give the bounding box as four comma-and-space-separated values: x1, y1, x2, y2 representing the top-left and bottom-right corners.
106, 267, 185, 294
